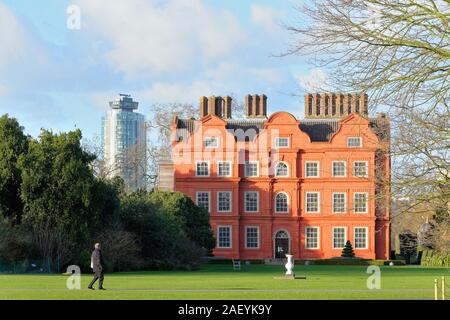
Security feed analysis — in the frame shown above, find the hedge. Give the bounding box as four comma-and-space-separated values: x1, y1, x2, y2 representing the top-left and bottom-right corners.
295, 258, 406, 266
204, 258, 405, 266
420, 250, 450, 267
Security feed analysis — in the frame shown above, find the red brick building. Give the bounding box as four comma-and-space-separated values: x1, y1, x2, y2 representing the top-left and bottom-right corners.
164, 93, 390, 260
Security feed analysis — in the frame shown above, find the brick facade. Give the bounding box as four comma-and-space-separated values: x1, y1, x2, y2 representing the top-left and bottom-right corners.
169, 94, 390, 260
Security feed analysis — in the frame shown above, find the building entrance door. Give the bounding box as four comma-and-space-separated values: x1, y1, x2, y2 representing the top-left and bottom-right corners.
274, 230, 290, 259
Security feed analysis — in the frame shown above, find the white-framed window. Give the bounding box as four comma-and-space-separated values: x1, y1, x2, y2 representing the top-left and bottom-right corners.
274, 137, 290, 148
332, 192, 346, 213
305, 227, 320, 249
245, 226, 260, 249
244, 191, 259, 212
217, 191, 232, 212
353, 161, 368, 177
354, 192, 368, 213
332, 227, 347, 249
218, 161, 232, 177
347, 137, 362, 147
305, 192, 320, 213
196, 191, 210, 212
332, 161, 346, 177
245, 161, 259, 177
217, 226, 232, 248
204, 137, 219, 148
275, 192, 289, 213
305, 161, 320, 177
354, 227, 368, 249
196, 161, 210, 176
275, 162, 289, 177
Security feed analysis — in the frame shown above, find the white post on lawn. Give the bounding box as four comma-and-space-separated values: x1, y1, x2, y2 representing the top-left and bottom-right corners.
285, 254, 295, 278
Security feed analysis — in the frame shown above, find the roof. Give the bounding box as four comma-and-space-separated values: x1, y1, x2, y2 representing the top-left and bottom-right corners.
175, 117, 389, 143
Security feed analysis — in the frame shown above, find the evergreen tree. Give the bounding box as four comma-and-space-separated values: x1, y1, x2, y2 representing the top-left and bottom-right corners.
0, 114, 29, 223
341, 240, 355, 258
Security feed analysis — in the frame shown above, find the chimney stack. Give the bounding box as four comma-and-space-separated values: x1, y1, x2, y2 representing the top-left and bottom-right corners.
199, 95, 232, 119
200, 96, 208, 118
246, 94, 267, 118
304, 93, 368, 118
223, 96, 232, 119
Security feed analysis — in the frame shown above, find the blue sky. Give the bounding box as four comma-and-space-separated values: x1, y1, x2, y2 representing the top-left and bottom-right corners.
0, 0, 321, 140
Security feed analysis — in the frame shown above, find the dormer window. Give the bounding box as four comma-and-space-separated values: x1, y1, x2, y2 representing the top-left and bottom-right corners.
204, 137, 219, 148
274, 137, 290, 148
347, 137, 362, 147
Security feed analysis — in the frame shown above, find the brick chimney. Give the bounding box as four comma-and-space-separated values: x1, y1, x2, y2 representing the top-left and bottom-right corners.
199, 95, 232, 119
245, 94, 267, 118
304, 93, 368, 118
223, 96, 232, 119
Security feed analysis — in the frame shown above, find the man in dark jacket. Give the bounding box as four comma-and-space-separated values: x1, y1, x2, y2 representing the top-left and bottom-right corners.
88, 243, 106, 290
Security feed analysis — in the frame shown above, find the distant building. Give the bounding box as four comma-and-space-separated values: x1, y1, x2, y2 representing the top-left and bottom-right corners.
102, 94, 147, 191
163, 93, 391, 260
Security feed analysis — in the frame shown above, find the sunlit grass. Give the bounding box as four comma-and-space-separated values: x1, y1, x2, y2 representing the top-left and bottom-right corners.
0, 264, 447, 300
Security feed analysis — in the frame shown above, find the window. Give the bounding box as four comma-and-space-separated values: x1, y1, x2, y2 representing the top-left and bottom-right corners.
305, 227, 319, 249
275, 162, 289, 177
204, 137, 219, 148
245, 161, 259, 177
333, 227, 346, 249
217, 191, 232, 212
332, 161, 346, 177
275, 193, 289, 213
244, 191, 259, 212
353, 161, 368, 177
196, 161, 209, 176
245, 227, 259, 248
332, 193, 346, 213
218, 161, 232, 177
354, 192, 368, 213
274, 137, 289, 148
217, 226, 232, 248
306, 192, 320, 213
347, 137, 362, 147
354, 227, 368, 249
305, 161, 319, 177
196, 192, 210, 211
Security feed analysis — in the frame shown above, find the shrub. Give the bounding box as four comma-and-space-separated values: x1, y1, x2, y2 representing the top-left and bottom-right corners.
420, 250, 450, 267
341, 240, 355, 258
94, 226, 143, 272
119, 191, 212, 270
295, 259, 406, 266
0, 219, 35, 263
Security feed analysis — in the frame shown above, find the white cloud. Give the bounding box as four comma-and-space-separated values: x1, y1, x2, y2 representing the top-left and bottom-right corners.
75, 0, 246, 78
250, 4, 283, 33
296, 68, 328, 92
135, 62, 287, 104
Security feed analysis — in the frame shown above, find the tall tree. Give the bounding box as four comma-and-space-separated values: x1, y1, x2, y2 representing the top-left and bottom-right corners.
285, 0, 450, 235
0, 114, 29, 223
18, 129, 101, 269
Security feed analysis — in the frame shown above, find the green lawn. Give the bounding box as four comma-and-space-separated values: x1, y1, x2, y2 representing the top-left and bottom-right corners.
0, 264, 448, 300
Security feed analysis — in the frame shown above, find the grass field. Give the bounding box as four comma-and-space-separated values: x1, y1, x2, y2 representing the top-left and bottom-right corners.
0, 264, 448, 300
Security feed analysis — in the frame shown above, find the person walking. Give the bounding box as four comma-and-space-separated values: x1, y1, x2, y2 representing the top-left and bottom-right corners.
88, 243, 106, 290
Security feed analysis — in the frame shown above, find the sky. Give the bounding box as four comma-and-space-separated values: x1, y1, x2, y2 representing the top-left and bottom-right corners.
0, 0, 322, 140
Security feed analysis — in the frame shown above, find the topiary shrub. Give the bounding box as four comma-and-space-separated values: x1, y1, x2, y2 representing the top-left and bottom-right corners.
341, 240, 355, 258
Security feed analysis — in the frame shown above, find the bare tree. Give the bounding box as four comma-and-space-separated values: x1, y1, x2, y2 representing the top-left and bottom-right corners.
285, 0, 449, 111
82, 135, 116, 180
285, 0, 450, 250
